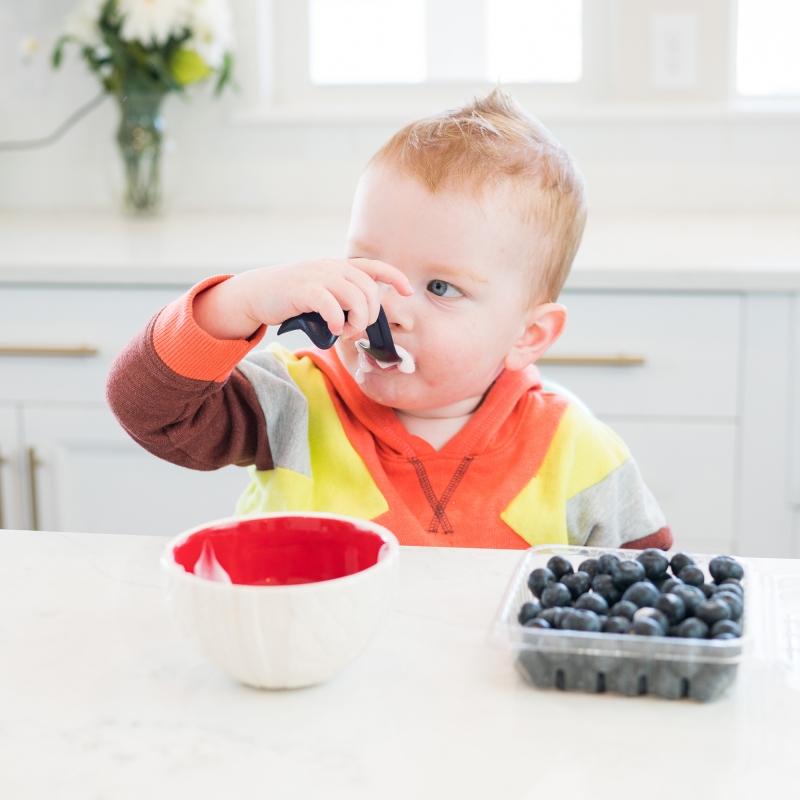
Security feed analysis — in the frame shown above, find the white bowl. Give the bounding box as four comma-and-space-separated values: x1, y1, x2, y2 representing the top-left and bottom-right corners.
161, 512, 399, 689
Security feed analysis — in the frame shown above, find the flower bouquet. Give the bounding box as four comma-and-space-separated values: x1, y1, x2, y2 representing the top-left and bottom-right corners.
54, 0, 234, 213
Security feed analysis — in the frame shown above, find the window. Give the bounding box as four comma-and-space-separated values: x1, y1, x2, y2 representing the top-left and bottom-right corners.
308, 0, 582, 86
737, 0, 800, 96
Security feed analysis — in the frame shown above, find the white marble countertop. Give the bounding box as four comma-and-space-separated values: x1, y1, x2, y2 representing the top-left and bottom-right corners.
1, 529, 798, 799
1, 210, 800, 291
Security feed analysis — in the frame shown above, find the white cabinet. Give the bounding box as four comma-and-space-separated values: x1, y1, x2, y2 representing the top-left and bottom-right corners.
21, 405, 249, 537
0, 285, 180, 404
0, 405, 21, 530
546, 292, 741, 418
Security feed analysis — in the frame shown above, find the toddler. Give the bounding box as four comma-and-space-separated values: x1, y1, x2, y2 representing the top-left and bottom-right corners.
108, 89, 671, 550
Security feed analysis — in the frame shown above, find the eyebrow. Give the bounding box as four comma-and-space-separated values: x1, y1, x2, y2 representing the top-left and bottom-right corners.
347, 239, 489, 285
427, 263, 490, 285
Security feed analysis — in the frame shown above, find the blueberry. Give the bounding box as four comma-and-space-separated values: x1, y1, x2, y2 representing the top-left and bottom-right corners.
591, 574, 622, 605
538, 607, 566, 627
561, 571, 592, 599
574, 592, 609, 615
523, 618, 551, 629
675, 617, 710, 639
636, 548, 670, 581
713, 632, 738, 640
597, 615, 608, 628
656, 593, 687, 626
633, 607, 669, 633
660, 577, 683, 594
718, 578, 744, 595
621, 581, 660, 609
696, 599, 732, 626
603, 616, 632, 634
714, 591, 743, 622
700, 583, 718, 598
670, 552, 696, 577
711, 619, 742, 638
559, 609, 602, 632
672, 584, 706, 615
597, 553, 621, 576
518, 601, 541, 625
709, 556, 744, 584
654, 574, 674, 590
546, 555, 574, 581
612, 560, 646, 590
540, 582, 572, 609
630, 618, 663, 636
578, 558, 599, 579
609, 600, 638, 620
677, 566, 705, 587
527, 567, 556, 598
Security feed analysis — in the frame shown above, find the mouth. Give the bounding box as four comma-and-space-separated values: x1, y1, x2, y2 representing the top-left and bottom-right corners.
354, 339, 416, 385
364, 352, 399, 372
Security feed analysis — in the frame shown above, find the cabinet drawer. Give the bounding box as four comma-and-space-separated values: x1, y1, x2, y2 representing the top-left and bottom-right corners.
542, 292, 741, 418
0, 285, 186, 403
604, 418, 736, 555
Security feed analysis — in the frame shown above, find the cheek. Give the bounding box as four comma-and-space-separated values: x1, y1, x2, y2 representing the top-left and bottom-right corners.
417, 314, 507, 375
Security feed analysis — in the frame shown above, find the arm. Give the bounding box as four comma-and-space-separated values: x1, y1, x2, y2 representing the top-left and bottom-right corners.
621, 527, 673, 551
108, 261, 412, 471
106, 276, 273, 471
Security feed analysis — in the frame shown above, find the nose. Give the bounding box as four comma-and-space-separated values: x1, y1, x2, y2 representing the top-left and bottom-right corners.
380, 285, 414, 332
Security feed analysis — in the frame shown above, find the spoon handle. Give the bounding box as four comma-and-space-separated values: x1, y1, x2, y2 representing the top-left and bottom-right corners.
278, 307, 401, 363
277, 311, 339, 349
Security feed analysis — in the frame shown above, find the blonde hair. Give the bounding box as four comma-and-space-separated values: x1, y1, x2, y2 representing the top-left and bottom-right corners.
369, 88, 587, 302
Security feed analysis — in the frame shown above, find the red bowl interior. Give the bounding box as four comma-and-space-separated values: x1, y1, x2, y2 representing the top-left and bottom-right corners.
172, 515, 390, 586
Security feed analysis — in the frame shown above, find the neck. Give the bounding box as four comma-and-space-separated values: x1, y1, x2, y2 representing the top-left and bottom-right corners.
394, 395, 484, 451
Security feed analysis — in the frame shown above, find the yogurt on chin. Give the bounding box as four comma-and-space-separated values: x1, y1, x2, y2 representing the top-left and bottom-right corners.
355, 339, 415, 384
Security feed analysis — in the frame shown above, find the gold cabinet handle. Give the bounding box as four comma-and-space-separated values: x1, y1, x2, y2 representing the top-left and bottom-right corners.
538, 355, 646, 366
28, 447, 41, 532
0, 346, 98, 357
0, 449, 6, 530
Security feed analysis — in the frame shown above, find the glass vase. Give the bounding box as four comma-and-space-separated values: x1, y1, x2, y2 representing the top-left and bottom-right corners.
116, 92, 167, 215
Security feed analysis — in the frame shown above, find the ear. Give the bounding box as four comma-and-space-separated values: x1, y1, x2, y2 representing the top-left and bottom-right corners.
504, 303, 567, 372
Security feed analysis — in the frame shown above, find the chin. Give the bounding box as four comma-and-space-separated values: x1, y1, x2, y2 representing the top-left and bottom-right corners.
357, 374, 416, 407
358, 374, 459, 412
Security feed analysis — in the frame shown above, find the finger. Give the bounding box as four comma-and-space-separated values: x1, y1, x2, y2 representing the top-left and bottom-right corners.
328, 278, 371, 335
347, 258, 414, 296
311, 288, 347, 336
343, 266, 382, 326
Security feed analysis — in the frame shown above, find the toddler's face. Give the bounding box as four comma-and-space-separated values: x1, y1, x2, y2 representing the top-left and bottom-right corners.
336, 165, 554, 412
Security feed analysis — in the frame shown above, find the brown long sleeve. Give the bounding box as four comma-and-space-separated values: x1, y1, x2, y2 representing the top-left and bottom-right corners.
106, 314, 273, 472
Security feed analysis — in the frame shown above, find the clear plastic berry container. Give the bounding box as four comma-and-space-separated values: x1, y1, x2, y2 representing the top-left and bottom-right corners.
492, 545, 749, 702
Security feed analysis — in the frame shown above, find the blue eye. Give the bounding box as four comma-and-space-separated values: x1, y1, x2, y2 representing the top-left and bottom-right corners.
427, 280, 462, 298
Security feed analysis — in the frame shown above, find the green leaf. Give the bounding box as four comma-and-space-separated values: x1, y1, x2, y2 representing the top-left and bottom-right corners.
52, 35, 73, 68
214, 52, 236, 96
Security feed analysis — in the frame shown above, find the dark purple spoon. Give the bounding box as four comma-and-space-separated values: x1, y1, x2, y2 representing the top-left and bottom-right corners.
278, 307, 401, 364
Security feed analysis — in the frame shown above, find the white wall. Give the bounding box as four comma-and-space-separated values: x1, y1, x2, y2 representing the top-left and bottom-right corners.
2, 0, 800, 214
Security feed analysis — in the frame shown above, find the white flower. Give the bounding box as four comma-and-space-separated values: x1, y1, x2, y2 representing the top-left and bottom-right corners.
65, 0, 105, 47
185, 0, 234, 69
117, 0, 191, 46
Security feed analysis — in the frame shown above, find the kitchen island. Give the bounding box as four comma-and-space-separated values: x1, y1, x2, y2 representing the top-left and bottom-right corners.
0, 529, 798, 799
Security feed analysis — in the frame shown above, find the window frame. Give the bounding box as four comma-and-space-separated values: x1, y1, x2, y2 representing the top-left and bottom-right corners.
257, 0, 613, 115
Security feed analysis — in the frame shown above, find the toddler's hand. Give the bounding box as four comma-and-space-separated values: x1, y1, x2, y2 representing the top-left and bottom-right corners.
193, 258, 413, 341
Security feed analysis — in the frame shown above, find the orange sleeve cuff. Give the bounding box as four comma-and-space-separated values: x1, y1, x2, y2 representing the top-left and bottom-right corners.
152, 274, 267, 382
